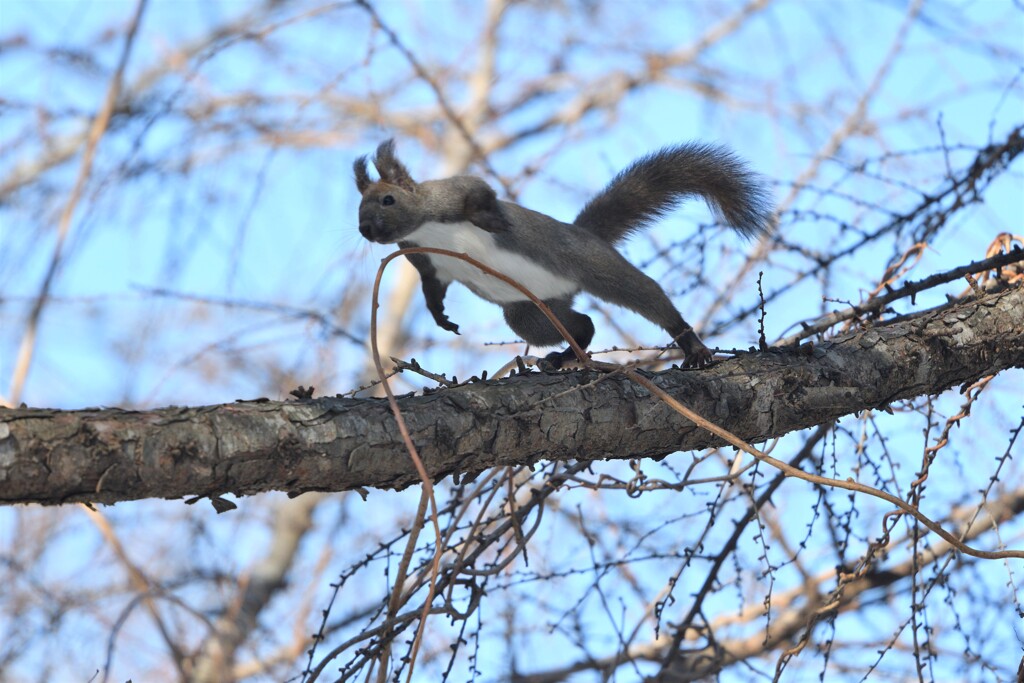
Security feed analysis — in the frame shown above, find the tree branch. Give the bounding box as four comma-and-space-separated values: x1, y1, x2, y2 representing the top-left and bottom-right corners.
1, 285, 1021, 506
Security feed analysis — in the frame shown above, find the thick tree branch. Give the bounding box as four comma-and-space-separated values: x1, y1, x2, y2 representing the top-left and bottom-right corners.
1, 285, 1021, 506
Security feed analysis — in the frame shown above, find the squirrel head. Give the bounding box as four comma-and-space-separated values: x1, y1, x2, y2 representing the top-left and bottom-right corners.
354, 139, 510, 243
354, 139, 421, 244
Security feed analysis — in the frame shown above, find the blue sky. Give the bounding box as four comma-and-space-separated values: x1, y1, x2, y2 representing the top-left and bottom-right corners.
1, 1, 1022, 681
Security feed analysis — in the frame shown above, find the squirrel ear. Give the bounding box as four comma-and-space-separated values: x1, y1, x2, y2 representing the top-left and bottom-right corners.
353, 155, 371, 194
373, 139, 416, 191
463, 183, 509, 233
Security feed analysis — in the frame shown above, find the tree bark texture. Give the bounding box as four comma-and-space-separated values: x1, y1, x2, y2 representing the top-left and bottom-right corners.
2, 286, 1022, 506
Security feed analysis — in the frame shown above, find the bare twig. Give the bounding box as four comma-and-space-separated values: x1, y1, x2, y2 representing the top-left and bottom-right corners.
775, 247, 1024, 347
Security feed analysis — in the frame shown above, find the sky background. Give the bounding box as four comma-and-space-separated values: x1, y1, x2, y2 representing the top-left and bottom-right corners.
0, 1, 1022, 681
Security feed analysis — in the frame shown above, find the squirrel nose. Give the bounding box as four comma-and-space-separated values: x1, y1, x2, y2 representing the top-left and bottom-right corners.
359, 221, 389, 243
358, 215, 381, 240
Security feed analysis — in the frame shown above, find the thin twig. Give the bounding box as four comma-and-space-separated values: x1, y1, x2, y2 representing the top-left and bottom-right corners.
622, 369, 1023, 561
775, 247, 1024, 347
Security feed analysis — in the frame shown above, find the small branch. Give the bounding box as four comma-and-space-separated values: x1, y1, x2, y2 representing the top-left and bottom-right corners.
776, 246, 1024, 347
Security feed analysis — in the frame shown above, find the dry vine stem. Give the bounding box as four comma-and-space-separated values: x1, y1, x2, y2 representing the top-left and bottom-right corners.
367, 245, 1022, 679
369, 253, 442, 683
368, 247, 586, 682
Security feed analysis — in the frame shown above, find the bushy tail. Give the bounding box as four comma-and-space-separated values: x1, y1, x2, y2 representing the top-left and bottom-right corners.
573, 143, 774, 244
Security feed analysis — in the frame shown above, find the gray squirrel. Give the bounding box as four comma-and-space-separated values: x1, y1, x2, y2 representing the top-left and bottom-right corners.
355, 139, 773, 368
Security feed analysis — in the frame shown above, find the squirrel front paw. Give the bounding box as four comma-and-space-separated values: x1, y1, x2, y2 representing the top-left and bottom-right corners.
437, 317, 460, 334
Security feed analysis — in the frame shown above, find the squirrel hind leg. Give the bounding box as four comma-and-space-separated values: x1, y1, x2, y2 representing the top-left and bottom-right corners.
503, 299, 595, 367
576, 255, 715, 367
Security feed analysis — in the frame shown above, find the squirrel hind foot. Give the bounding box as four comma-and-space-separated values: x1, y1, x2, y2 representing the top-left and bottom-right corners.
674, 330, 714, 368
540, 347, 583, 370
681, 347, 714, 368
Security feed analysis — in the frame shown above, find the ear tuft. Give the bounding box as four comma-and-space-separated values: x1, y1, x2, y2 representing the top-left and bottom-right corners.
353, 155, 371, 194
373, 138, 417, 191
464, 183, 509, 233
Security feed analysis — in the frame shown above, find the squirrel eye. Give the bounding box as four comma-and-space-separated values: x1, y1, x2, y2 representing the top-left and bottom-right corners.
381, 195, 395, 206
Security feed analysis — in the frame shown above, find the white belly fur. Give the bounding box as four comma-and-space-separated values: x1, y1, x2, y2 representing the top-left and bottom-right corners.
404, 221, 577, 303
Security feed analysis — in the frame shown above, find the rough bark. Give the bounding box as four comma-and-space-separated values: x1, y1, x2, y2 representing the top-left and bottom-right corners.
1, 285, 1022, 506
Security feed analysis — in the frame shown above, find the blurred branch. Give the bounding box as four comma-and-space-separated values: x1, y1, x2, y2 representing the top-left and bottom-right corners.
138, 286, 364, 344
5, 0, 148, 407
491, 0, 771, 150
191, 492, 328, 683
83, 503, 188, 682
0, 0, 292, 200
355, 0, 508, 191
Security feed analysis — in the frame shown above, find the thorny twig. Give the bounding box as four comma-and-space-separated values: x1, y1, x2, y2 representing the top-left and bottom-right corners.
775, 246, 1024, 347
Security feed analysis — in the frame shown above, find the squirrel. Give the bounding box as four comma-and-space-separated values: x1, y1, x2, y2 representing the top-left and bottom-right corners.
354, 139, 773, 368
